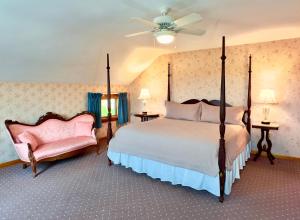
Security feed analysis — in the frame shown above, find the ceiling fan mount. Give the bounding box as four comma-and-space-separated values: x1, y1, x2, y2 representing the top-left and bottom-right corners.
158, 6, 170, 16
153, 15, 174, 30
126, 7, 205, 44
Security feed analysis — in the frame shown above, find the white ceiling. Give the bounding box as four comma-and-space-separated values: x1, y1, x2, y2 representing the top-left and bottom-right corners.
0, 0, 300, 85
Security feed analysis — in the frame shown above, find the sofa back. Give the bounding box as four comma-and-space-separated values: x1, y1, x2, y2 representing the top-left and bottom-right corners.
6, 113, 95, 145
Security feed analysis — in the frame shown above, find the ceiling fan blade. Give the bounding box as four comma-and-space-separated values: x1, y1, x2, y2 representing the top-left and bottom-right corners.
177, 29, 206, 36
174, 13, 202, 28
131, 17, 159, 28
125, 31, 152, 38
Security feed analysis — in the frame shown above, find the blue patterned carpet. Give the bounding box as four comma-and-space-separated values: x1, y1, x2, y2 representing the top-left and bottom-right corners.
0, 152, 299, 220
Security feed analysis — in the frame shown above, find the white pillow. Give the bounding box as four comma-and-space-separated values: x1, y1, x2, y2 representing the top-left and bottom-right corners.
165, 101, 201, 121
200, 101, 244, 125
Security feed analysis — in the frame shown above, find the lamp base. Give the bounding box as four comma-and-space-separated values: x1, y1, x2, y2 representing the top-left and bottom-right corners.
261, 121, 270, 125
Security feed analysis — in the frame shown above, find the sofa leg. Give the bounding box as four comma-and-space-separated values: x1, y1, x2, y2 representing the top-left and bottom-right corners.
22, 163, 29, 169
31, 161, 37, 178
27, 144, 37, 177
96, 145, 101, 155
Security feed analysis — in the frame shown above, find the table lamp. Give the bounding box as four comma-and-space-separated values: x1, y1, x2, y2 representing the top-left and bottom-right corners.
259, 89, 277, 124
138, 88, 151, 114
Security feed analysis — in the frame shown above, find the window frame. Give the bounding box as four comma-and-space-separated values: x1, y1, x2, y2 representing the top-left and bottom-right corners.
101, 94, 118, 122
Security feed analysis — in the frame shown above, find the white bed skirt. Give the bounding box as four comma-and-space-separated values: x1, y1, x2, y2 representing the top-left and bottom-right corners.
107, 142, 251, 196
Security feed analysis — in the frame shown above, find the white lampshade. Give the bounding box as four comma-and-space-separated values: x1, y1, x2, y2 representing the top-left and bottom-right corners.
138, 88, 151, 100
155, 31, 175, 44
259, 89, 277, 104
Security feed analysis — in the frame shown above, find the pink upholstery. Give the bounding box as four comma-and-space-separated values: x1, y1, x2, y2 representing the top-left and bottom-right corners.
6, 113, 96, 162
14, 143, 31, 162
18, 131, 39, 151
75, 121, 93, 137
34, 136, 97, 161
9, 114, 94, 145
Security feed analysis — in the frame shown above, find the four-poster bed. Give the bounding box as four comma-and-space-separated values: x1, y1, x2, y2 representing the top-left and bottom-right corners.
105, 37, 252, 202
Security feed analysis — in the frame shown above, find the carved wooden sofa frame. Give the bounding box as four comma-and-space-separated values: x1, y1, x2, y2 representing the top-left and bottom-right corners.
5, 111, 99, 177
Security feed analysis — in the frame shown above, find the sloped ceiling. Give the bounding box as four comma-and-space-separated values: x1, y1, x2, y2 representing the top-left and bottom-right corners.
0, 0, 300, 85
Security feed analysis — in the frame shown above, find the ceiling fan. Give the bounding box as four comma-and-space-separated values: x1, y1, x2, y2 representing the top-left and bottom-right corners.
125, 7, 205, 44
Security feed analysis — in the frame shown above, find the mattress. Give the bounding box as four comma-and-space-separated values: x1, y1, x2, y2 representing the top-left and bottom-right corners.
108, 118, 250, 176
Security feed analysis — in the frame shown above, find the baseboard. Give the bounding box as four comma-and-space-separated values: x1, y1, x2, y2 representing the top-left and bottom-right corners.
3, 142, 297, 168
0, 137, 108, 169
251, 150, 300, 161
0, 159, 21, 169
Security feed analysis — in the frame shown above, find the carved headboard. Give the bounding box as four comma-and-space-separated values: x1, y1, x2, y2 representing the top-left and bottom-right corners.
167, 55, 252, 133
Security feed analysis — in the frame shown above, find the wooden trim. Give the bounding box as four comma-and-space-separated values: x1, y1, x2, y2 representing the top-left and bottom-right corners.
106, 53, 113, 143
102, 94, 119, 99
181, 99, 232, 106
252, 124, 279, 130
38, 145, 99, 162
106, 53, 113, 166
2, 149, 299, 170
5, 111, 96, 131
218, 36, 226, 203
0, 159, 21, 169
246, 55, 252, 134
102, 116, 118, 123
167, 63, 171, 101
28, 143, 37, 177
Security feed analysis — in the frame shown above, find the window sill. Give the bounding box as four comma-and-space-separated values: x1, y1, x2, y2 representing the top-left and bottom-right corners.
101, 116, 118, 123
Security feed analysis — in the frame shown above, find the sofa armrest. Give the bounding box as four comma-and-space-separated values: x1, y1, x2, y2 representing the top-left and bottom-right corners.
91, 128, 97, 139
14, 143, 31, 162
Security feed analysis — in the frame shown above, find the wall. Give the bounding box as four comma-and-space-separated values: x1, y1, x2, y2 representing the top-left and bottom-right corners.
129, 37, 300, 158
0, 82, 127, 163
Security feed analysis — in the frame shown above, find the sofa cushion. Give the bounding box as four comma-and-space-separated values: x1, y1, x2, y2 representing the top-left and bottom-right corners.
18, 131, 39, 151
33, 136, 97, 161
75, 121, 93, 137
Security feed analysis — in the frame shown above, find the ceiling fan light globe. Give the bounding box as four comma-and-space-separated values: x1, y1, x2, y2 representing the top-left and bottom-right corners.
155, 31, 175, 44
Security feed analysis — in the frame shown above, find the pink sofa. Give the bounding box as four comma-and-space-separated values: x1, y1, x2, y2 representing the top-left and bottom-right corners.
5, 112, 99, 177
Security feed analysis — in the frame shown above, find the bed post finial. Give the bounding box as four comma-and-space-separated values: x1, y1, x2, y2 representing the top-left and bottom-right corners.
247, 55, 252, 134
106, 53, 113, 165
219, 36, 226, 203
167, 63, 171, 101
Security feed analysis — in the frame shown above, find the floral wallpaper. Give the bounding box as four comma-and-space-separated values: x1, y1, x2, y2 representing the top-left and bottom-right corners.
129, 37, 300, 158
0, 82, 127, 163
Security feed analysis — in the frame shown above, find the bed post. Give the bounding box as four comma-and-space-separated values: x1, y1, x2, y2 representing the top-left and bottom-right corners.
167, 63, 171, 101
219, 36, 226, 203
107, 53, 113, 166
247, 55, 252, 134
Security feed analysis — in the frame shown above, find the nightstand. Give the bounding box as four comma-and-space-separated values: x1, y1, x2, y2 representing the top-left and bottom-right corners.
134, 113, 159, 122
252, 122, 279, 164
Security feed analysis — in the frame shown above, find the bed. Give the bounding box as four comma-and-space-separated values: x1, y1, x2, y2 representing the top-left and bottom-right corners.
105, 37, 252, 202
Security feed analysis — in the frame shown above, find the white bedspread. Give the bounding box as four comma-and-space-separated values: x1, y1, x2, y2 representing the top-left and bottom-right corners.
109, 118, 250, 176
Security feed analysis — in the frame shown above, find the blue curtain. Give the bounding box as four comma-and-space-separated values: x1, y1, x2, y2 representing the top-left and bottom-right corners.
88, 93, 102, 128
118, 92, 129, 125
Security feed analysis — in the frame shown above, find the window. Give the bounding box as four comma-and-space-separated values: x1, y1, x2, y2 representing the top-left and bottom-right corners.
101, 94, 118, 122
